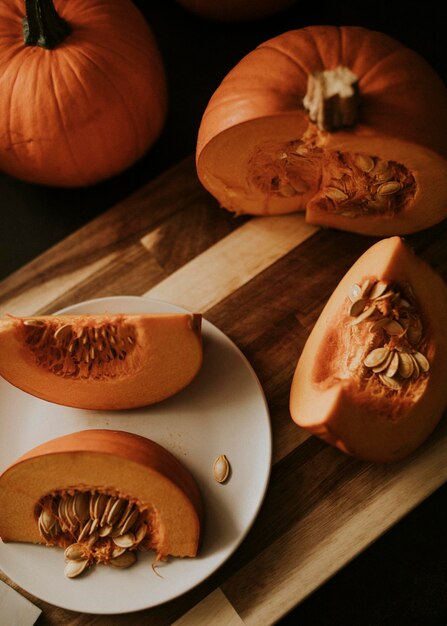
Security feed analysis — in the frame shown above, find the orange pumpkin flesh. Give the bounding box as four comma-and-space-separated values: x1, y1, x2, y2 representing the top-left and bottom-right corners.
0, 430, 202, 561
290, 237, 447, 463
196, 26, 447, 235
0, 313, 202, 410
0, 0, 167, 187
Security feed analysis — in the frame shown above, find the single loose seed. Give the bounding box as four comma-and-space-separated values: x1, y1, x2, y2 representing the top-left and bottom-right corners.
213, 454, 230, 483
99, 524, 113, 537
112, 547, 126, 558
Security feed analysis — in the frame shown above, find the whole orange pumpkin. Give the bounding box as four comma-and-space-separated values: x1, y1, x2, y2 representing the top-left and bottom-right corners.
197, 26, 447, 236
0, 0, 167, 187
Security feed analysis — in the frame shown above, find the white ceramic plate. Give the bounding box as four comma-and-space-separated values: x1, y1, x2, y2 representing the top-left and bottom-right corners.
0, 296, 271, 614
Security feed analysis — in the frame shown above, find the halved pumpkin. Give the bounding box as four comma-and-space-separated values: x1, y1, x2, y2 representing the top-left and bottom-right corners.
0, 313, 202, 409
197, 26, 447, 235
290, 237, 447, 463
0, 430, 202, 575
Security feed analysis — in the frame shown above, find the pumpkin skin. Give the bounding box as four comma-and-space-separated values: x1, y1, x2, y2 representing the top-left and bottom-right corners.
0, 429, 202, 558
0, 313, 202, 409
0, 0, 167, 187
176, 0, 296, 22
196, 26, 447, 235
289, 237, 447, 463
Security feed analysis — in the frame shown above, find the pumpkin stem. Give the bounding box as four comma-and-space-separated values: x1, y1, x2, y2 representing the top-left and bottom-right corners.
303, 66, 359, 132
23, 0, 71, 49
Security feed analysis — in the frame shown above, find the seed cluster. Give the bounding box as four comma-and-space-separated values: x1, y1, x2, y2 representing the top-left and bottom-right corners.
247, 138, 416, 217
315, 152, 415, 218
23, 319, 137, 379
348, 279, 429, 390
37, 490, 149, 578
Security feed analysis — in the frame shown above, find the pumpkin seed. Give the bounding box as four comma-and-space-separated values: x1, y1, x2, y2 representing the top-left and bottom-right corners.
413, 351, 429, 373
383, 320, 404, 336
64, 559, 89, 579
64, 543, 85, 561
377, 181, 402, 195
354, 154, 375, 173
349, 298, 367, 317
325, 187, 348, 202
397, 352, 414, 379
371, 351, 394, 373
384, 351, 400, 378
379, 374, 402, 390
349, 283, 362, 302
213, 454, 230, 483
112, 533, 135, 549
410, 354, 420, 379
109, 551, 137, 569
350, 305, 377, 325
364, 347, 390, 368
369, 280, 388, 300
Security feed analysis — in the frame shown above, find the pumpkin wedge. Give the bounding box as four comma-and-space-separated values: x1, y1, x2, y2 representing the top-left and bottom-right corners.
0, 430, 203, 577
0, 313, 202, 410
197, 26, 447, 235
290, 237, 447, 463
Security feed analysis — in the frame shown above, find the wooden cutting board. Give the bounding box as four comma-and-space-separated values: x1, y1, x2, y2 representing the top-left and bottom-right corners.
1, 155, 446, 625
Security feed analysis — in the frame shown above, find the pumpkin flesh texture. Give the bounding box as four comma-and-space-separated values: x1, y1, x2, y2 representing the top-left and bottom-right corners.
0, 0, 167, 186
197, 27, 447, 234
0, 430, 202, 558
0, 313, 202, 410
290, 237, 447, 462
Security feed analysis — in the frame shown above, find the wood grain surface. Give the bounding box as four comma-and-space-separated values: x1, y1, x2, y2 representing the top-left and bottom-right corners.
1, 155, 446, 625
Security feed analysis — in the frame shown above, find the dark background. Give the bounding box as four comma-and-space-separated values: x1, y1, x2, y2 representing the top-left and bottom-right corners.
1, 1, 446, 624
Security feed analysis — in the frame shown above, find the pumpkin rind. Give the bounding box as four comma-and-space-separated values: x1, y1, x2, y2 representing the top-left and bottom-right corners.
0, 0, 167, 186
0, 429, 203, 558
0, 313, 202, 410
196, 26, 447, 234
289, 237, 447, 463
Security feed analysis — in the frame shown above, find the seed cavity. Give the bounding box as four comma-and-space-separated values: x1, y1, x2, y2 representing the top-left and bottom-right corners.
36, 489, 151, 579
21, 318, 138, 380
247, 137, 416, 218
347, 279, 429, 391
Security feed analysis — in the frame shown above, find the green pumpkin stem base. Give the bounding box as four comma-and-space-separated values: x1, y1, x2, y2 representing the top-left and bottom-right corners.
23, 0, 71, 50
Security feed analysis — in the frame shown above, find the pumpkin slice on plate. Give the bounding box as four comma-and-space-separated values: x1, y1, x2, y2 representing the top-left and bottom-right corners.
197, 26, 447, 235
290, 237, 447, 463
0, 430, 203, 578
0, 313, 202, 410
